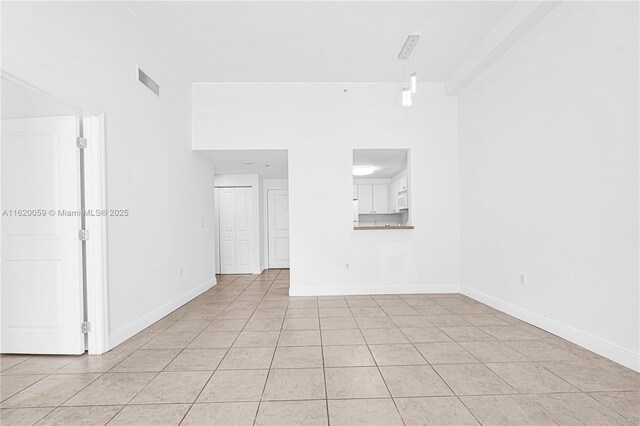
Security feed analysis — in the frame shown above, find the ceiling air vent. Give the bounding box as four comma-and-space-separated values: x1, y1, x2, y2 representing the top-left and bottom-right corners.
138, 67, 160, 96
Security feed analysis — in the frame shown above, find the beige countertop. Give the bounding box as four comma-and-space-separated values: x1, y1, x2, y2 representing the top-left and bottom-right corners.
353, 225, 415, 230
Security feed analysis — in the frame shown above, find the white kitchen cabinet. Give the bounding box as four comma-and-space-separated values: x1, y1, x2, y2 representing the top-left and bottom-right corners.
399, 175, 408, 191
356, 183, 389, 214
357, 184, 373, 214
389, 179, 400, 213
353, 184, 358, 200
389, 173, 408, 213
352, 200, 359, 223
372, 184, 388, 214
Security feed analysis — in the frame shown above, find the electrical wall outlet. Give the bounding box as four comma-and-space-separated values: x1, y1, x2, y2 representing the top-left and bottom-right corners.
520, 273, 526, 285
345, 263, 350, 270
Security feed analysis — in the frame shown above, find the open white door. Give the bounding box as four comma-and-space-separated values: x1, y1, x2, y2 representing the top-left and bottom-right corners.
219, 187, 253, 274
268, 189, 290, 268
1, 116, 85, 354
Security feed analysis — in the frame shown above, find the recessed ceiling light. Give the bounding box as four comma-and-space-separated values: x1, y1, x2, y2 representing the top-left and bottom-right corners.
353, 166, 374, 176
265, 164, 270, 167
244, 161, 254, 165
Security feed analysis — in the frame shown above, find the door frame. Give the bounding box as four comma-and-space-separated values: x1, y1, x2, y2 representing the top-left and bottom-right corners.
261, 179, 289, 271
266, 188, 290, 269
0, 70, 109, 355
83, 114, 109, 355
213, 187, 221, 275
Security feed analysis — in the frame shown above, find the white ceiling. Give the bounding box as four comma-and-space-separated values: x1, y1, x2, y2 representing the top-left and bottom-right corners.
354, 149, 407, 178
199, 149, 288, 178
126, 1, 516, 83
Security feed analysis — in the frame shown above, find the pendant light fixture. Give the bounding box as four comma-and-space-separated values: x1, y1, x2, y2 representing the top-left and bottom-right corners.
401, 88, 413, 107
398, 35, 420, 107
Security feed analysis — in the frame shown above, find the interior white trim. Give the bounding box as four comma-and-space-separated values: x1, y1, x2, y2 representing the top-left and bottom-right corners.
108, 276, 216, 350
290, 284, 460, 297
84, 115, 109, 355
213, 186, 221, 275
461, 286, 640, 372
0, 57, 101, 116
445, 0, 559, 95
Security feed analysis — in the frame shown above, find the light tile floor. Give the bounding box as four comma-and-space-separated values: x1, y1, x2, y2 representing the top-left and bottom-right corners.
1, 270, 639, 425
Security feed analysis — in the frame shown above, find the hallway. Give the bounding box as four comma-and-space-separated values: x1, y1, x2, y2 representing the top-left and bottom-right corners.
1, 270, 638, 425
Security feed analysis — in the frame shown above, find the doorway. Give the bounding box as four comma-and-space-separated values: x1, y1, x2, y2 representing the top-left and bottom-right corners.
206, 149, 289, 276
267, 189, 290, 268
0, 73, 107, 355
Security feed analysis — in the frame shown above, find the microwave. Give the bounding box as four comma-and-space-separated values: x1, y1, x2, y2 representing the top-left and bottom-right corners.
397, 190, 408, 209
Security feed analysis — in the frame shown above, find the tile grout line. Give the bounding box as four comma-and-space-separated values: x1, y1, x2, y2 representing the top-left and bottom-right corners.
421, 297, 560, 425
134, 280, 250, 424
352, 296, 407, 426
177, 273, 261, 425
379, 295, 508, 426
118, 275, 247, 424
387, 298, 476, 423
3, 272, 270, 420
317, 297, 330, 425
252, 269, 284, 426
580, 391, 638, 423
3, 287, 637, 425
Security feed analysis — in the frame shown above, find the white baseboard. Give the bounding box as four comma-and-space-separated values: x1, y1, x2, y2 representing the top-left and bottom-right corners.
461, 286, 640, 372
289, 283, 460, 297
108, 276, 217, 350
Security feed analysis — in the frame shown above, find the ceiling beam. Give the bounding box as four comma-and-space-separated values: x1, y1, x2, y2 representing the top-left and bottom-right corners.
445, 1, 560, 96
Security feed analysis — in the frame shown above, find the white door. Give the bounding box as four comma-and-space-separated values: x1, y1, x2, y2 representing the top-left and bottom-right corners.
268, 189, 290, 268
1, 116, 85, 354
218, 187, 253, 274
357, 184, 373, 214
372, 184, 389, 214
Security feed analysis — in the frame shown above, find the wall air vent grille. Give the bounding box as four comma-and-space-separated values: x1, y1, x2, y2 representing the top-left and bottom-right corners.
138, 67, 160, 96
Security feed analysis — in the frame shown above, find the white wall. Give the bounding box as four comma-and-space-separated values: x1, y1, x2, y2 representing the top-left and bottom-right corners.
213, 174, 262, 274
193, 83, 460, 295
1, 2, 216, 349
458, 2, 639, 370
0, 77, 78, 119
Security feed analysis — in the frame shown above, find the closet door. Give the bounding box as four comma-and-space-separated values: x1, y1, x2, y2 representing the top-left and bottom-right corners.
234, 188, 252, 273
219, 188, 237, 273
219, 187, 253, 274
